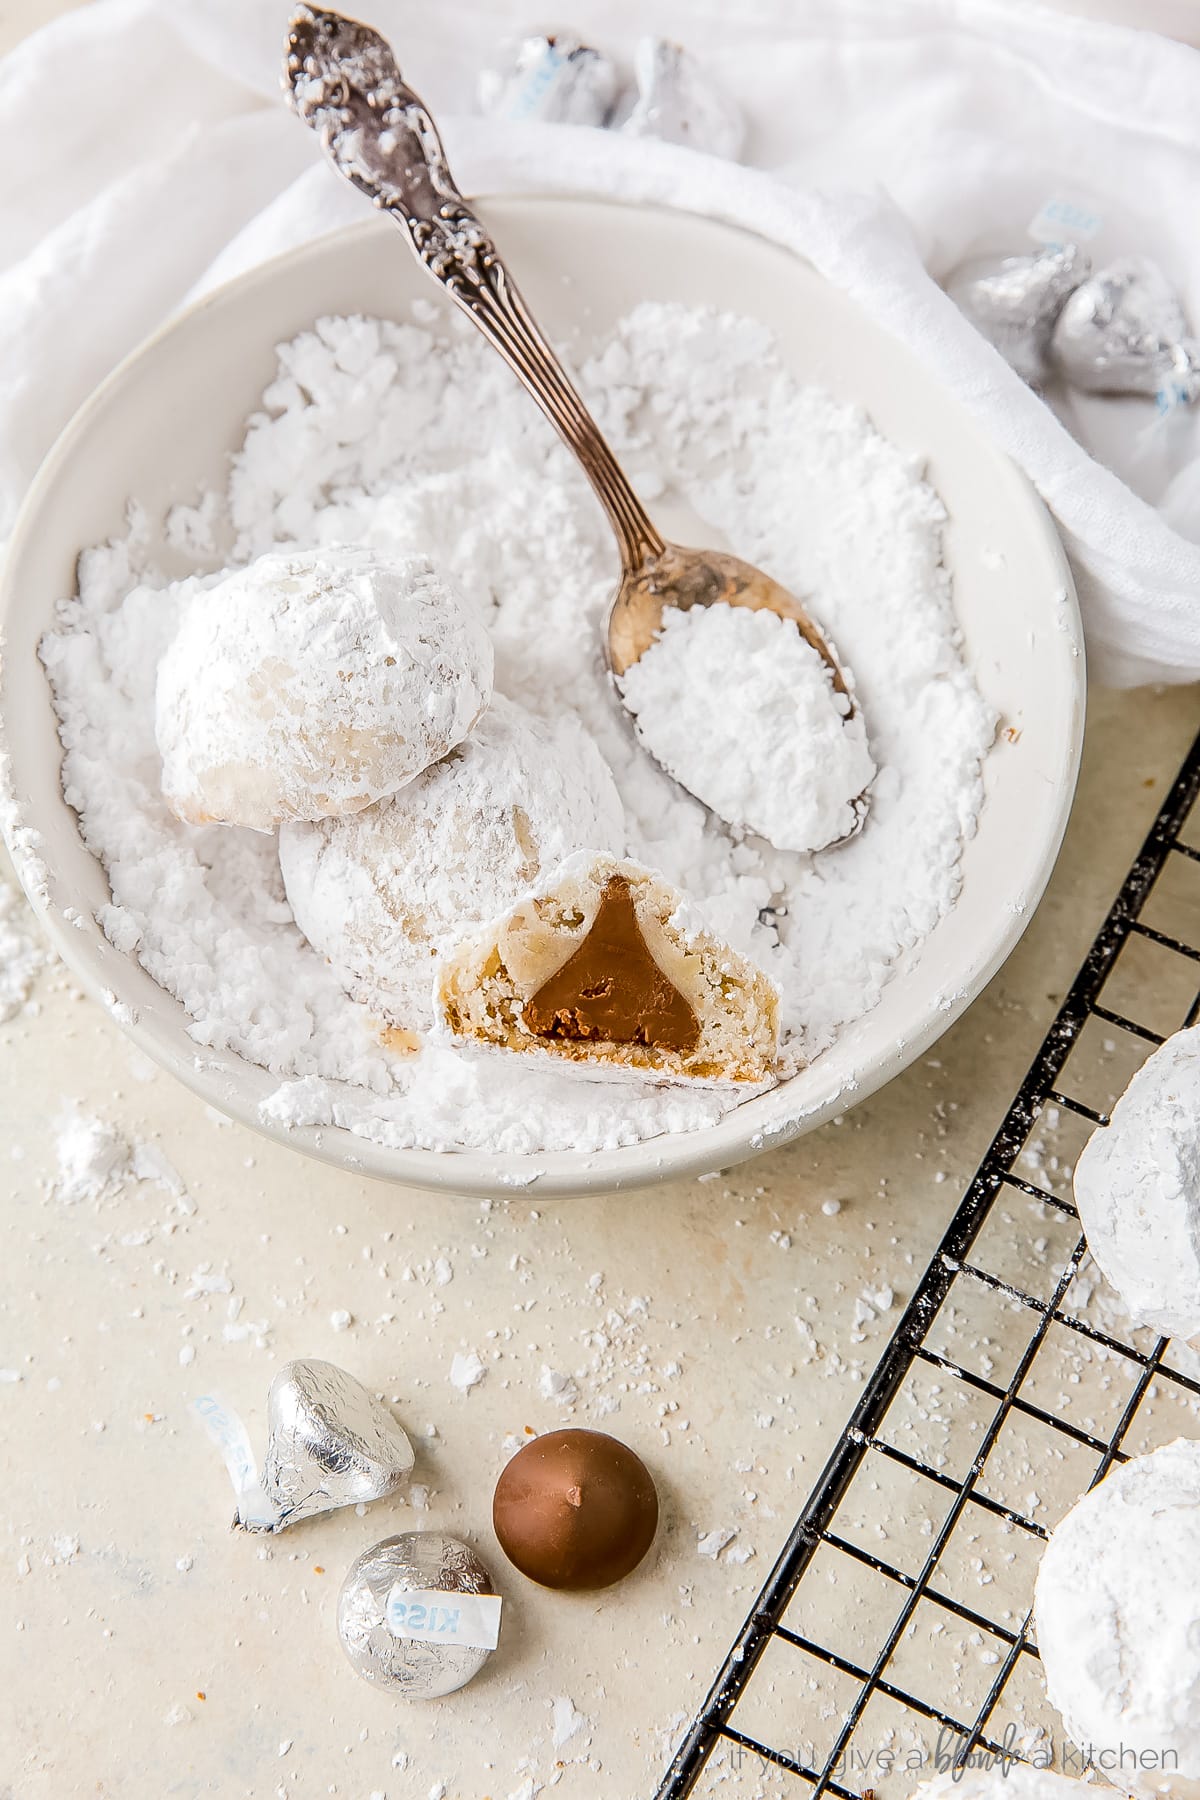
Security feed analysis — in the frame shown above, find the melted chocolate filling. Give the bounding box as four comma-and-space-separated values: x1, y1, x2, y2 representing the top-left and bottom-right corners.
522, 875, 700, 1053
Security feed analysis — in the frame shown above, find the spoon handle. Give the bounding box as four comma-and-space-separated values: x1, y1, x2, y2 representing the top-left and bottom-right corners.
293, 18, 666, 574
388, 147, 663, 568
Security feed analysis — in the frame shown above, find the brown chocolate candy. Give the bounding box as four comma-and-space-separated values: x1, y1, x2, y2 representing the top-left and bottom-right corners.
492, 1427, 658, 1591
521, 875, 699, 1053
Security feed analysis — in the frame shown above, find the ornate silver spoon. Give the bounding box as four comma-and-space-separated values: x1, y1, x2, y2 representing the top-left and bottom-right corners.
283, 5, 870, 849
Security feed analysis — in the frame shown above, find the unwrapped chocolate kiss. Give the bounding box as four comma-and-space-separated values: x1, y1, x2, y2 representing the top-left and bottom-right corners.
492, 1427, 658, 1590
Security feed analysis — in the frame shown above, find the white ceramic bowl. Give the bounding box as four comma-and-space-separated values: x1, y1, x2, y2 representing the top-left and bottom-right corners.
0, 199, 1084, 1197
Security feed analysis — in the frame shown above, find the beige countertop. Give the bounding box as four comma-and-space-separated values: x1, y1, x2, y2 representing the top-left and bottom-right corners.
3, 4, 1200, 1799
4, 668, 1198, 1800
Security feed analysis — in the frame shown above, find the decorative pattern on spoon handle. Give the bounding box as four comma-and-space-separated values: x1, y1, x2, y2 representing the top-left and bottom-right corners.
285, 7, 663, 572
379, 109, 665, 572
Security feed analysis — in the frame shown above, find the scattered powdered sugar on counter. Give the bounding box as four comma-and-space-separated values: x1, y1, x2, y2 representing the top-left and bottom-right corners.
40, 302, 995, 1156
618, 602, 875, 854
53, 1108, 131, 1203
448, 1350, 487, 1393
52, 1105, 187, 1204
551, 1695, 589, 1751
0, 878, 42, 1022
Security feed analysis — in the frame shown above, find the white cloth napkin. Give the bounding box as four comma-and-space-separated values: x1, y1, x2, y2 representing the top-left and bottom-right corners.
4, 0, 1200, 685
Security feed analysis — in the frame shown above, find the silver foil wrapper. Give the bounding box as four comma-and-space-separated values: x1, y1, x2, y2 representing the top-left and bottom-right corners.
947, 243, 1091, 386
256, 1359, 415, 1531
338, 1533, 497, 1698
477, 31, 620, 127
618, 38, 746, 161
1049, 256, 1200, 401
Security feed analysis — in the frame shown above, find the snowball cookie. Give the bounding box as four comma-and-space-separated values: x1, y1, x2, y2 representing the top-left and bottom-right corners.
438, 853, 779, 1082
1073, 1024, 1200, 1338
156, 546, 493, 832
913, 1766, 1093, 1800
278, 695, 625, 1031
1035, 1437, 1200, 1800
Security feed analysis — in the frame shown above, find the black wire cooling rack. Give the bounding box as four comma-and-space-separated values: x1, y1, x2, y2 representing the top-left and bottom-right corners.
657, 724, 1200, 1800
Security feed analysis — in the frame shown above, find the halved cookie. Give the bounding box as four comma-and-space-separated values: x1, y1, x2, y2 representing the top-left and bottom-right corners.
437, 854, 780, 1083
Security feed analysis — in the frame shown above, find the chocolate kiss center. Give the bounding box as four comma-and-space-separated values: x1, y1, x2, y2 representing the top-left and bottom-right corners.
522, 875, 700, 1053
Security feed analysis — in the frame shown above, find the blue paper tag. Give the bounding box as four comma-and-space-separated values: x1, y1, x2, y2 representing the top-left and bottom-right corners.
193, 1393, 280, 1530
1028, 196, 1104, 246
385, 1584, 502, 1650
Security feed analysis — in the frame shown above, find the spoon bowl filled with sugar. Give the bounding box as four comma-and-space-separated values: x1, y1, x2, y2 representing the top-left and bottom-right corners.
283, 4, 874, 854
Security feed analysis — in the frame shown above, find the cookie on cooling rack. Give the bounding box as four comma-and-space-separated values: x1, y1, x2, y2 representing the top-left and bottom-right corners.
1034, 1436, 1200, 1799
1072, 1022, 1200, 1339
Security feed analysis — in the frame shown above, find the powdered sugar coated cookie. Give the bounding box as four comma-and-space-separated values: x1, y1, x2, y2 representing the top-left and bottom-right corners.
279, 694, 625, 1030
156, 546, 493, 832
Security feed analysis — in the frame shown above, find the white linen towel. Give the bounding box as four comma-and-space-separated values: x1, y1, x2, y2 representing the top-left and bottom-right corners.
3, 0, 1200, 684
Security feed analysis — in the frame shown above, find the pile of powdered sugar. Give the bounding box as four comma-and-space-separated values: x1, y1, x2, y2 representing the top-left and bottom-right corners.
40, 300, 995, 1156
618, 601, 875, 853
0, 876, 43, 1022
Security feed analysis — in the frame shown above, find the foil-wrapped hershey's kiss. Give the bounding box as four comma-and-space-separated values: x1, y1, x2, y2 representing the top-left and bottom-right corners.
617, 38, 745, 161
338, 1532, 499, 1698
254, 1359, 415, 1531
946, 242, 1091, 386
477, 31, 621, 127
477, 30, 745, 160
1049, 255, 1200, 401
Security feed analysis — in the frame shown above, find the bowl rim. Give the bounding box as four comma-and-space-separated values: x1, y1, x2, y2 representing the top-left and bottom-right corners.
0, 198, 1085, 1199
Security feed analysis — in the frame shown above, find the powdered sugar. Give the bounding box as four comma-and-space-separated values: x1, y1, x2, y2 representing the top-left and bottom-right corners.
156, 546, 492, 832
41, 301, 993, 1156
278, 694, 623, 1030
0, 877, 42, 1022
261, 1037, 732, 1156
1073, 1024, 1200, 1338
449, 1350, 486, 1394
51, 1105, 185, 1205
618, 602, 875, 852
53, 1109, 131, 1204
